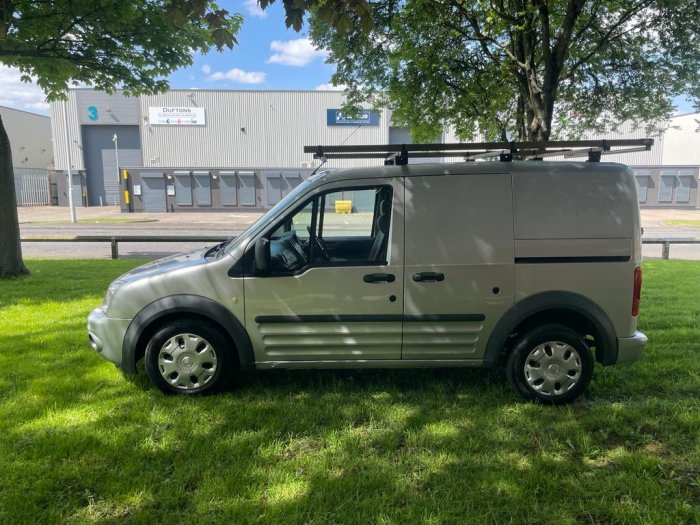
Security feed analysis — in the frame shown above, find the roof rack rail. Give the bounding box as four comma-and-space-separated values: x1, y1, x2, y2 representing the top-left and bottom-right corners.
304, 139, 654, 165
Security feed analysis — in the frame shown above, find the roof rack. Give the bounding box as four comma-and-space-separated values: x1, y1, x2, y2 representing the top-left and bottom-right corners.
304, 138, 654, 165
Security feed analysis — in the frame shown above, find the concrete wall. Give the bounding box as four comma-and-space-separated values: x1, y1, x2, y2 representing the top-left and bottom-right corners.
633, 166, 699, 209
0, 106, 52, 169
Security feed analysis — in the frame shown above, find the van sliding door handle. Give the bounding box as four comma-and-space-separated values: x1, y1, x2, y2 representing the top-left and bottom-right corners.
363, 273, 396, 283
412, 272, 445, 283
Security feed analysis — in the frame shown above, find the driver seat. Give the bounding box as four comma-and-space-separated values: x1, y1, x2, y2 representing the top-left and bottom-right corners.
368, 200, 390, 262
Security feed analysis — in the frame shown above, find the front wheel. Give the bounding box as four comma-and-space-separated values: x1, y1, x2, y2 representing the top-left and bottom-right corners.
144, 320, 236, 395
506, 324, 593, 404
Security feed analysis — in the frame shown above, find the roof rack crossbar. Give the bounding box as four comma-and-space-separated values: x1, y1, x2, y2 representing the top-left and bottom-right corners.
306, 139, 653, 163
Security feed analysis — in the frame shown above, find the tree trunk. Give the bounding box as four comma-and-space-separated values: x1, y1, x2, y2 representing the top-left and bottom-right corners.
0, 115, 29, 278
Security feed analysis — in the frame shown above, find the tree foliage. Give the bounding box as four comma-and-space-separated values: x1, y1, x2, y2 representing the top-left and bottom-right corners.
0, 0, 241, 277
307, 0, 700, 141
1, 0, 241, 99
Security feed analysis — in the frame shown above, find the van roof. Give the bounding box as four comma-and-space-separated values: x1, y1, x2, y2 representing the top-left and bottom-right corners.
316, 161, 630, 184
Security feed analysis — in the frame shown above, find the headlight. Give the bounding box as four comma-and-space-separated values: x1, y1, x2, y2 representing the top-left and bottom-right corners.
102, 282, 121, 308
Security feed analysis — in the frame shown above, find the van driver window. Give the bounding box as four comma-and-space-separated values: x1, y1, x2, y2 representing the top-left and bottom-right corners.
266, 185, 392, 273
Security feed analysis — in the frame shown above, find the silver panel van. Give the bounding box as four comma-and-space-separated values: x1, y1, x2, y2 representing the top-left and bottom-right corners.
88, 161, 647, 403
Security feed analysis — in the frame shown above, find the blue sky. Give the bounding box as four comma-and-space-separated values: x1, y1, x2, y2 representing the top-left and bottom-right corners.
0, 0, 695, 116
169, 0, 338, 91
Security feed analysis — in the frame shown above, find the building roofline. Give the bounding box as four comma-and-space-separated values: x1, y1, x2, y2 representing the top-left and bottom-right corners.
0, 105, 50, 119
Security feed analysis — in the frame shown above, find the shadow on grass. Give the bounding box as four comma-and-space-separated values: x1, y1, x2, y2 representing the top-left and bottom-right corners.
1, 260, 698, 523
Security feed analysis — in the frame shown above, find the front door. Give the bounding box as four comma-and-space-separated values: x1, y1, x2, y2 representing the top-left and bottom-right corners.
244, 178, 405, 364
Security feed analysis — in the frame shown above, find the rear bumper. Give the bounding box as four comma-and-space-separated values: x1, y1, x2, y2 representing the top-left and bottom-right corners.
616, 331, 647, 365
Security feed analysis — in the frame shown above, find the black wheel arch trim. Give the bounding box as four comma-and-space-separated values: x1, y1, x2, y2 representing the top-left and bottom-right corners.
120, 294, 254, 374
483, 291, 618, 368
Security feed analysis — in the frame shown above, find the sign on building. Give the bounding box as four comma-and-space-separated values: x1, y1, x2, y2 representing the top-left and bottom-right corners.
148, 107, 206, 126
327, 109, 379, 126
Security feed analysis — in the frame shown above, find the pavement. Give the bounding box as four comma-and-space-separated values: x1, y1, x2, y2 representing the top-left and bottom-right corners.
17, 205, 700, 260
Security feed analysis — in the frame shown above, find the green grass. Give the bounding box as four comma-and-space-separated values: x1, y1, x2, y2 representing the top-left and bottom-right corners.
661, 219, 700, 227
0, 260, 698, 524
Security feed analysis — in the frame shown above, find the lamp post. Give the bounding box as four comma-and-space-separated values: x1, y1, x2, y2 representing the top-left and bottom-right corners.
112, 133, 119, 206
61, 99, 77, 223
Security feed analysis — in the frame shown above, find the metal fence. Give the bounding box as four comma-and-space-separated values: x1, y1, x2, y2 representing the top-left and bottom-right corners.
19, 235, 700, 260
13, 168, 50, 206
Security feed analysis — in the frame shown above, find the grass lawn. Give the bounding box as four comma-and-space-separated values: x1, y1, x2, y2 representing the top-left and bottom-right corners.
0, 260, 698, 524
661, 219, 700, 227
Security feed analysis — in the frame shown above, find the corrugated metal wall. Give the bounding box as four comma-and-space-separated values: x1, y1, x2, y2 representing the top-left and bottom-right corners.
138, 90, 389, 169
51, 89, 697, 172
561, 119, 665, 165
0, 106, 53, 169
50, 95, 84, 171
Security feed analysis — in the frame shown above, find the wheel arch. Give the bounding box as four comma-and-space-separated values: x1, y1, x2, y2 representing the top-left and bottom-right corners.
483, 291, 618, 368
121, 294, 255, 374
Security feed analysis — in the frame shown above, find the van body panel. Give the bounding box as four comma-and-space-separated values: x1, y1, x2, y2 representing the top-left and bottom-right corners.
514, 262, 635, 337
244, 266, 404, 361
514, 238, 632, 259
402, 174, 514, 359
512, 164, 638, 240
243, 177, 405, 362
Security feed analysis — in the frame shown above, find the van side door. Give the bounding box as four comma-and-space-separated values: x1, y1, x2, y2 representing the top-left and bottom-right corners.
243, 178, 405, 365
402, 173, 514, 361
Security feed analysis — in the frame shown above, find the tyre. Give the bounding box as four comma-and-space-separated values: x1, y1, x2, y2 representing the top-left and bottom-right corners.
506, 324, 593, 404
144, 320, 236, 395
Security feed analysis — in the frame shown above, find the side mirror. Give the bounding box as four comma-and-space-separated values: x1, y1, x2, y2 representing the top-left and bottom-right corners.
254, 238, 270, 273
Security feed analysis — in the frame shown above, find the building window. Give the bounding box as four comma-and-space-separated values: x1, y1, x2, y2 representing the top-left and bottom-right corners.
174, 171, 192, 206
676, 176, 692, 203
238, 172, 256, 206
193, 171, 212, 206
219, 171, 237, 206
635, 176, 649, 203
659, 173, 675, 203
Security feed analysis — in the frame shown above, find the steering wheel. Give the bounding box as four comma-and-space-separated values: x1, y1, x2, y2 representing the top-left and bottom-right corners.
306, 226, 330, 261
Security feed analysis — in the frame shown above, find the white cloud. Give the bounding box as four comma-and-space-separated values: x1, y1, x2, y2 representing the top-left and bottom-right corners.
205, 67, 266, 84
315, 83, 347, 91
268, 38, 328, 67
202, 64, 211, 75
244, 0, 267, 18
0, 66, 49, 114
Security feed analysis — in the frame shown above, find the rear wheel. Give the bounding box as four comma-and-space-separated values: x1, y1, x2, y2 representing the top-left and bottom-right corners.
144, 320, 236, 395
506, 324, 593, 404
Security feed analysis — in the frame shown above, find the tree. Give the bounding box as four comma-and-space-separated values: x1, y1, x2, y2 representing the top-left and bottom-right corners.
305, 0, 699, 142
0, 0, 242, 277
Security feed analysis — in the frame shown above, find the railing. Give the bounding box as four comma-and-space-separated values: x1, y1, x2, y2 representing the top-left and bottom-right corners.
20, 235, 700, 260
21, 235, 230, 259
641, 238, 700, 260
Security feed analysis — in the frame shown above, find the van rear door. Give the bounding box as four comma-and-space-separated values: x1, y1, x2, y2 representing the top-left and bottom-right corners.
402, 172, 514, 361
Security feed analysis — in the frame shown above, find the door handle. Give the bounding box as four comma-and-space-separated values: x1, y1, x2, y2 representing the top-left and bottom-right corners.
412, 272, 445, 282
363, 273, 396, 283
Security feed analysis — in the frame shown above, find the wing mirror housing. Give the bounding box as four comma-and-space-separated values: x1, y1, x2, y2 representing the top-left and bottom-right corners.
255, 238, 270, 273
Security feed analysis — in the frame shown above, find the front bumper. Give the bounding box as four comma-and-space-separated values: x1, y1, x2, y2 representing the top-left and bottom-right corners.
87, 307, 132, 367
616, 331, 648, 365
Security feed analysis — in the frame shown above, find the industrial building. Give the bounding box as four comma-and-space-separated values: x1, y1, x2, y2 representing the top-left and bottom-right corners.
48, 89, 699, 211
1, 105, 53, 206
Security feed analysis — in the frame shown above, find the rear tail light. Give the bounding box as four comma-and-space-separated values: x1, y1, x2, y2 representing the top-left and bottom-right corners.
632, 266, 642, 317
